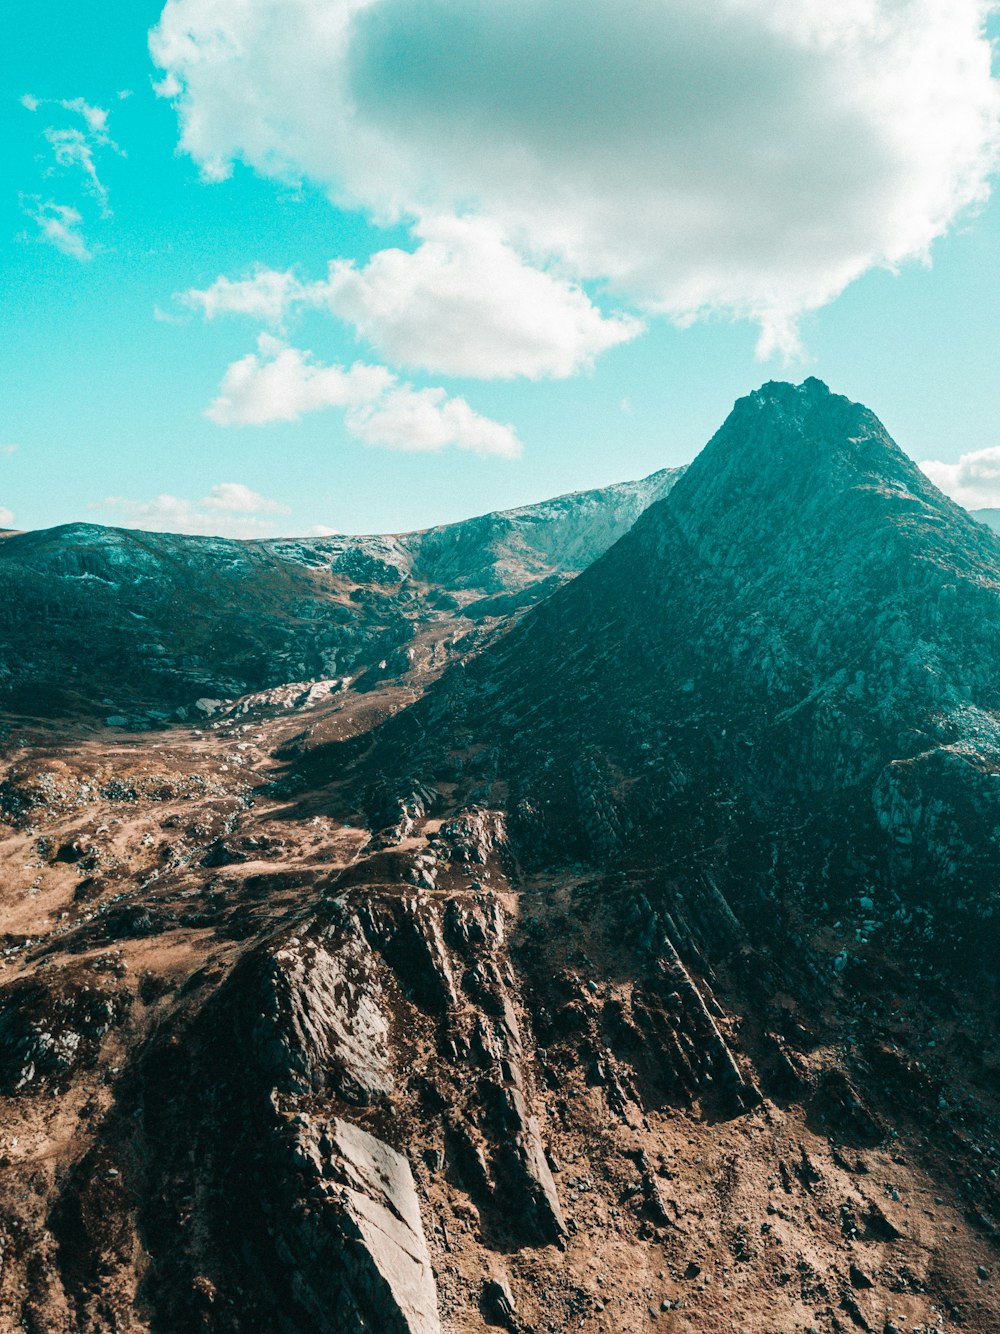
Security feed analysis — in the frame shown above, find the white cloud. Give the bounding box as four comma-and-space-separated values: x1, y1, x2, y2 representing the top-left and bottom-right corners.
181, 269, 302, 324
22, 199, 91, 261
96, 483, 291, 538
200, 481, 290, 514
150, 0, 1000, 355
0, 508, 14, 528
920, 447, 1000, 510
319, 216, 642, 378
0, 444, 19, 457
345, 385, 520, 456
179, 217, 638, 379
152, 71, 182, 101
207, 338, 393, 426
44, 126, 110, 213
207, 336, 521, 457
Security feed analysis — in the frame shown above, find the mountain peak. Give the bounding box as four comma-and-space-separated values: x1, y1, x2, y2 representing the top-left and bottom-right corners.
618, 376, 1000, 667
664, 377, 950, 563
723, 376, 884, 458
754, 374, 832, 404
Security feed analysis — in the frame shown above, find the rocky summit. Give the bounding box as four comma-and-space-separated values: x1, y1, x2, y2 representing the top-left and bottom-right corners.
2, 380, 1000, 1333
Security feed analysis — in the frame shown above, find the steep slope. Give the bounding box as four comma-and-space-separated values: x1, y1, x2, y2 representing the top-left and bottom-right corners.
375, 378, 1000, 882
409, 468, 680, 594
285, 377, 1000, 1325
0, 468, 678, 721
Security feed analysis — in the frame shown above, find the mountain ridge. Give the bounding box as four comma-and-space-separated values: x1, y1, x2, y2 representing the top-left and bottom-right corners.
2, 382, 1000, 1333
0, 466, 680, 720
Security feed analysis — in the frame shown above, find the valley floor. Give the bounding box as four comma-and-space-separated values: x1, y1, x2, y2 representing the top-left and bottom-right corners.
0, 679, 997, 1334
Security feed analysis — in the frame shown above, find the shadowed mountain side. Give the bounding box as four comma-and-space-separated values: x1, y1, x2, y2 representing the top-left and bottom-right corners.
322, 380, 1000, 953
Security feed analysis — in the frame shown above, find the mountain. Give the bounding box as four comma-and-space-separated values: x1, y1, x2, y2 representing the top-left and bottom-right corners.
367, 377, 1000, 886
0, 467, 678, 721
972, 508, 1000, 536
2, 384, 1000, 1333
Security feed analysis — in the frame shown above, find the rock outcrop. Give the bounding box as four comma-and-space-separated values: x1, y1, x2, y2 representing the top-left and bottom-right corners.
272, 1116, 441, 1334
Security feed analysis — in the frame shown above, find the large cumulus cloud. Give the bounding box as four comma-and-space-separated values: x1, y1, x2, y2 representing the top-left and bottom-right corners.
151, 0, 999, 356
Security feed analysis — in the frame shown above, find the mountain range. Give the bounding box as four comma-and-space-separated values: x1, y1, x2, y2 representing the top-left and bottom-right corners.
1, 381, 999, 1334
0, 466, 678, 721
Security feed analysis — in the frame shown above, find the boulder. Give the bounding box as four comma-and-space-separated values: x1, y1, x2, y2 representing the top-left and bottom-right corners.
279, 1117, 441, 1334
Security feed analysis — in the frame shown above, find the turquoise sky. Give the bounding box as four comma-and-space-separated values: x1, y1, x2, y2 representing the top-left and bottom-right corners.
2, 2, 999, 537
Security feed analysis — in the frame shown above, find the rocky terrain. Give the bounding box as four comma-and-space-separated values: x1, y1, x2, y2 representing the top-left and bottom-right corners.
0, 468, 678, 723
2, 381, 1000, 1334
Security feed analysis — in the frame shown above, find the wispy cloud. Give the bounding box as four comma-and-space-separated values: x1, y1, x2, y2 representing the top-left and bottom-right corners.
20, 93, 124, 254
43, 126, 111, 214
95, 482, 292, 538
20, 198, 91, 261
44, 96, 111, 136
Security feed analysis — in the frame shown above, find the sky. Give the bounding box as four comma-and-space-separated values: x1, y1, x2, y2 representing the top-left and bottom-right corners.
2, 0, 1000, 539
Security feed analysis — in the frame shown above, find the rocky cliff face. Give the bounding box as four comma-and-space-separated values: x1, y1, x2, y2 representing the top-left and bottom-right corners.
2, 385, 1000, 1334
